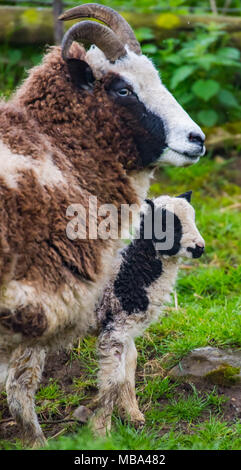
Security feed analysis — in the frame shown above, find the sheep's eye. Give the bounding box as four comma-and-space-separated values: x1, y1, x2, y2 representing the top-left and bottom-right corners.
117, 88, 132, 97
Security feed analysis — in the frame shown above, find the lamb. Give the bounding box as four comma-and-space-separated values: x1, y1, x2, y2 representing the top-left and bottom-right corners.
0, 3, 205, 447
94, 191, 205, 433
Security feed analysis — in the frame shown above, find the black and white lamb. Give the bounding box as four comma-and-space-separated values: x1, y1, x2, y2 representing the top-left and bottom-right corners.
94, 191, 205, 433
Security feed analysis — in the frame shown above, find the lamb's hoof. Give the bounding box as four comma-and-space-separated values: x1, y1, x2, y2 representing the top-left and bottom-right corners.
90, 412, 111, 436
120, 410, 145, 429
132, 417, 145, 429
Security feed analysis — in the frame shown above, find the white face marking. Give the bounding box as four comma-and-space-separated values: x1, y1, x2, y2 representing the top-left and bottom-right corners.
157, 149, 200, 167
86, 47, 205, 166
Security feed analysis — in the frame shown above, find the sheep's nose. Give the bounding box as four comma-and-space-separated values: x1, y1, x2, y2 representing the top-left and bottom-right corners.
188, 132, 205, 147
182, 130, 206, 158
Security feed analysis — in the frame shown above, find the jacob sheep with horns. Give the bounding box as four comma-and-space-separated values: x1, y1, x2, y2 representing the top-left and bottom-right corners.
0, 3, 205, 447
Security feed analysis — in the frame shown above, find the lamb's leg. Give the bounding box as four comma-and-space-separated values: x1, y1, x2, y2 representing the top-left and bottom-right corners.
91, 329, 127, 435
6, 344, 47, 448
117, 339, 145, 428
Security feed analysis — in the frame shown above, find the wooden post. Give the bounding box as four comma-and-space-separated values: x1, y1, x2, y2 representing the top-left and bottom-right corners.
209, 0, 218, 15
53, 0, 63, 45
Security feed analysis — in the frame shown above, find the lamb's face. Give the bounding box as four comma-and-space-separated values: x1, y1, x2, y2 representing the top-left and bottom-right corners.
87, 47, 205, 168
141, 192, 205, 259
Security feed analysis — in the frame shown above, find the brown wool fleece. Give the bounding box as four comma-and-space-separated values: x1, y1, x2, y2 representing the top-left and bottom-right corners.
0, 304, 48, 337
0, 44, 144, 291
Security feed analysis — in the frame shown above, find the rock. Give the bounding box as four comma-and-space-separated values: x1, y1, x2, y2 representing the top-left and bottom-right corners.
169, 347, 241, 386
72, 405, 93, 423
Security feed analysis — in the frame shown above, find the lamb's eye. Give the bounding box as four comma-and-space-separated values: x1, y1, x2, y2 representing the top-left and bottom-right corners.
117, 88, 132, 97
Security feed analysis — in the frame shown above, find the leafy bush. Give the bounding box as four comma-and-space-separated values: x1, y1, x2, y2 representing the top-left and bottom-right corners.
1, 10, 241, 129
131, 0, 241, 13
0, 44, 43, 98
139, 23, 241, 127
41, 0, 241, 15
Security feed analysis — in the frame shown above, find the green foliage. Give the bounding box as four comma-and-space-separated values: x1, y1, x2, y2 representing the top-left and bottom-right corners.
138, 23, 241, 127
170, 64, 196, 89
1, 8, 241, 129
192, 79, 220, 102
197, 109, 219, 126
21, 0, 241, 16
0, 44, 43, 98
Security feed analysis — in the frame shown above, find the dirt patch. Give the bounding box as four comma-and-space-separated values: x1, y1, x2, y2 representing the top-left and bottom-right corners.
190, 380, 241, 422
0, 349, 97, 446
42, 349, 85, 391
1, 350, 241, 447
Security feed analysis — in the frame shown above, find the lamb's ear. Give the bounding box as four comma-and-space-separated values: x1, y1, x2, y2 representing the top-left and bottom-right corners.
176, 191, 192, 203
66, 59, 95, 90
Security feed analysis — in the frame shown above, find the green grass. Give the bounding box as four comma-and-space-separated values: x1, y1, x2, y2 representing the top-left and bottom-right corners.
0, 151, 241, 450
45, 418, 241, 451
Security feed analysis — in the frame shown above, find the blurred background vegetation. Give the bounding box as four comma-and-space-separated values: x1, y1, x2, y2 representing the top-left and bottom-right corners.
0, 0, 241, 133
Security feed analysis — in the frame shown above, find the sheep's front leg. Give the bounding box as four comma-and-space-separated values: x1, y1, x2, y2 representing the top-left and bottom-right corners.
91, 329, 127, 435
117, 338, 145, 428
6, 344, 47, 448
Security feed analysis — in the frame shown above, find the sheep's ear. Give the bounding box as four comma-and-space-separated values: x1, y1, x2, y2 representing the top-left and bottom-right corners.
176, 191, 192, 203
66, 59, 95, 90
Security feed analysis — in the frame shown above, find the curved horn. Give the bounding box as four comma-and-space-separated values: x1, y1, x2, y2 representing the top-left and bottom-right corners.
59, 3, 141, 55
61, 20, 127, 63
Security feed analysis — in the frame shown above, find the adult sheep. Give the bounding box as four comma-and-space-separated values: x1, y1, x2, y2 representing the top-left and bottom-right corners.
0, 3, 205, 447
